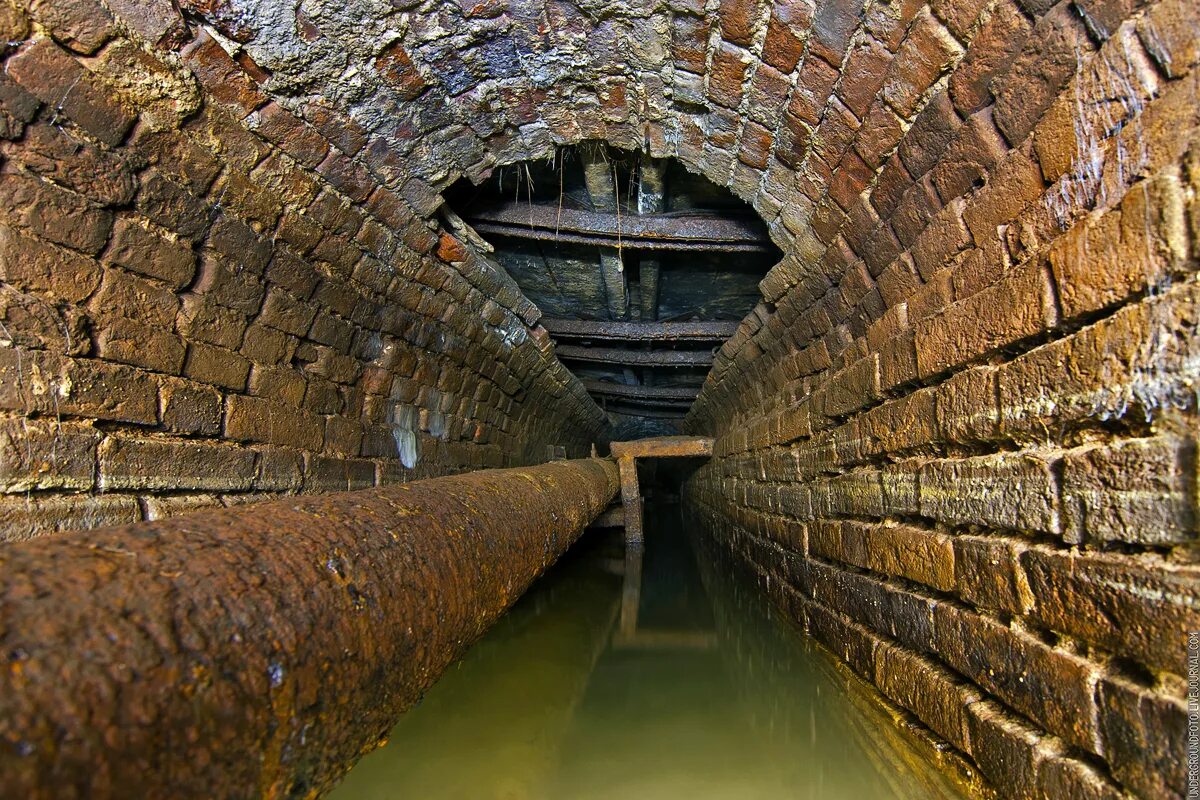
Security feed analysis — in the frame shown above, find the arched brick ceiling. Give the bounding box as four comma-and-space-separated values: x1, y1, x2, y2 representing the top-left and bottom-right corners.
167, 0, 1194, 439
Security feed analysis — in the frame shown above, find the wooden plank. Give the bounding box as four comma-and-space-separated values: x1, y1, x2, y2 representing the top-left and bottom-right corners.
610, 435, 714, 459
617, 455, 643, 546
555, 345, 714, 366
582, 380, 701, 401
543, 318, 739, 342
465, 204, 773, 253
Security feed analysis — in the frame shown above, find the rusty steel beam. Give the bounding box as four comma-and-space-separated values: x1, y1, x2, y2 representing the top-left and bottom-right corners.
0, 460, 619, 799
465, 203, 774, 253
543, 318, 740, 343
555, 344, 715, 367
581, 379, 701, 402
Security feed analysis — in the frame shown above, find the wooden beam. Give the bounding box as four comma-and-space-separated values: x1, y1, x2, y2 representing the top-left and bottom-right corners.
637, 157, 665, 321
555, 345, 714, 366
581, 149, 628, 320
582, 380, 700, 402
465, 205, 774, 253
610, 435, 714, 459
543, 318, 739, 342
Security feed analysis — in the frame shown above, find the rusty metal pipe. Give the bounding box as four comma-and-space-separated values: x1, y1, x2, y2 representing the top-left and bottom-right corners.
0, 459, 619, 799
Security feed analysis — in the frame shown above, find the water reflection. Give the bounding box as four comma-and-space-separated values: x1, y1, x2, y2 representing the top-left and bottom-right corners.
329, 505, 970, 800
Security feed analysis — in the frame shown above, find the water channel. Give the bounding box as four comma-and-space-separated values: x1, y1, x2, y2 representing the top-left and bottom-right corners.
329, 504, 973, 800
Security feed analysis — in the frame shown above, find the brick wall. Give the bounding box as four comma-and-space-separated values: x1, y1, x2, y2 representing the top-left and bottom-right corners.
0, 0, 1195, 796
0, 0, 608, 540
678, 1, 1199, 798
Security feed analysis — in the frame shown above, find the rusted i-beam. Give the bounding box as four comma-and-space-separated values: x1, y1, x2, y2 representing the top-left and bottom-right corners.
0, 459, 619, 799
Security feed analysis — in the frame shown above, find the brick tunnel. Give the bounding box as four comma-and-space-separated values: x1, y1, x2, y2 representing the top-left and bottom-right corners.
0, 0, 1196, 798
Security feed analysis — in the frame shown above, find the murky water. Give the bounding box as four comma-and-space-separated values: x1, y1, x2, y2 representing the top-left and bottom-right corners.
329, 505, 971, 800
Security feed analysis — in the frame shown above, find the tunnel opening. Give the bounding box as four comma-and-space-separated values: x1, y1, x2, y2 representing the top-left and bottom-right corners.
443, 144, 782, 438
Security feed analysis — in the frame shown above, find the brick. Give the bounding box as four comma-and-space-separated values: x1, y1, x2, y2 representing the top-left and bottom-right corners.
0, 225, 101, 303
99, 435, 256, 492
249, 102, 329, 169
90, 269, 179, 327
952, 535, 1032, 614
919, 450, 1060, 534
0, 350, 158, 424
707, 43, 750, 109
181, 34, 266, 115
948, 0, 1031, 115
1060, 434, 1196, 546
225, 393, 323, 451
999, 282, 1200, 437
1037, 754, 1126, 800
961, 145, 1044, 241
1097, 675, 1187, 799
1048, 174, 1187, 320
10, 123, 137, 206
860, 387, 937, 454
963, 701, 1046, 797
1023, 546, 1200, 676
104, 218, 197, 290
28, 0, 114, 54
254, 447, 304, 491
240, 324, 296, 365
0, 418, 99, 492
303, 454, 376, 493
934, 366, 999, 443
806, 559, 937, 654
992, 5, 1091, 144
875, 645, 978, 751
808, 0, 866, 66
6, 40, 135, 146
0, 495, 140, 543
248, 364, 307, 407
128, 127, 222, 193
916, 262, 1054, 378
0, 173, 114, 255
761, 8, 806, 73
375, 41, 427, 101
881, 10, 963, 120
898, 91, 961, 179
258, 288, 317, 336
840, 38, 892, 119
1137, 0, 1200, 80
324, 416, 364, 458
881, 459, 921, 516
935, 603, 1101, 753
788, 54, 840, 127
159, 377, 221, 436
104, 0, 188, 48
137, 171, 210, 240
143, 494, 223, 521
910, 198, 970, 279
190, 255, 265, 315
184, 342, 251, 391
717, 0, 761, 46
815, 519, 957, 592
176, 295, 248, 350
864, 0, 925, 51
96, 318, 186, 374
930, 108, 1009, 202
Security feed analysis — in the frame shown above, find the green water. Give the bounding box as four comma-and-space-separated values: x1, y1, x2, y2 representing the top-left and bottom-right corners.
329, 505, 971, 800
